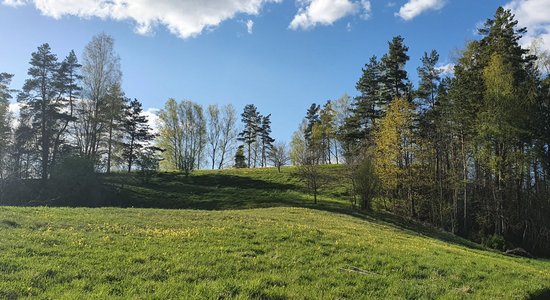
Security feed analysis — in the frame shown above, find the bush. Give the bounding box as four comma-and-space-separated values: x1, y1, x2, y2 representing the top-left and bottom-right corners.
137, 149, 160, 184
483, 234, 506, 251
355, 157, 380, 211
49, 156, 103, 206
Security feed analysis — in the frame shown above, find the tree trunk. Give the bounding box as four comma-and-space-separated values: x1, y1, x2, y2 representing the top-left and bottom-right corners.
107, 117, 114, 173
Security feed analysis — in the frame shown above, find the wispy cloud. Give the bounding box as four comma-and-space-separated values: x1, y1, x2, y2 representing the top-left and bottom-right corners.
395, 0, 445, 21
1, 0, 281, 39
436, 63, 455, 76
289, 0, 371, 30
246, 19, 254, 34
2, 0, 25, 7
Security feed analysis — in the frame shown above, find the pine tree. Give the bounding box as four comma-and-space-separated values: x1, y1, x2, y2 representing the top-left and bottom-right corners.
121, 98, 155, 173
18, 43, 62, 182
259, 114, 275, 167
304, 103, 320, 147
380, 36, 410, 103
238, 104, 260, 168
351, 55, 383, 140
51, 50, 81, 170
417, 50, 441, 108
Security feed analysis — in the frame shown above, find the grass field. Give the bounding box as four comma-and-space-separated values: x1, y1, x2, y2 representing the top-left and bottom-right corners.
1, 166, 549, 299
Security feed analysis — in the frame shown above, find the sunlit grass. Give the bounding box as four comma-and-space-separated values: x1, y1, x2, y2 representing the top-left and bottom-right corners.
0, 206, 549, 299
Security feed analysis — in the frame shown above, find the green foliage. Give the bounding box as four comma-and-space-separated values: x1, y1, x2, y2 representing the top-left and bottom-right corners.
234, 145, 247, 168
157, 99, 206, 174
416, 50, 441, 108
353, 156, 379, 211
373, 98, 415, 193
483, 235, 507, 252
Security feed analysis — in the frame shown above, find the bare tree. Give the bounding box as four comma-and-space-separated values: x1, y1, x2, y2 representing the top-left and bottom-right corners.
297, 155, 326, 204
218, 104, 237, 169
270, 141, 289, 172
78, 33, 122, 166
293, 125, 327, 204
206, 104, 222, 169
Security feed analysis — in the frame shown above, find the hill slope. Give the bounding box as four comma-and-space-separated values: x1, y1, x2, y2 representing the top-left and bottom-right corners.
1, 206, 549, 299
1, 167, 549, 298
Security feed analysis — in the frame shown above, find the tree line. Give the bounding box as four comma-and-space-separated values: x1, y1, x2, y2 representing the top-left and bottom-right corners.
291, 7, 550, 256
0, 34, 281, 187
0, 34, 159, 186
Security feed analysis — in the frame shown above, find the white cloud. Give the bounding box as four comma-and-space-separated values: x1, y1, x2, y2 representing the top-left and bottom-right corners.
8, 102, 20, 128
436, 63, 455, 76
289, 0, 371, 30
8, 102, 19, 116
505, 0, 550, 51
2, 0, 281, 39
143, 107, 160, 134
395, 0, 445, 21
246, 19, 254, 34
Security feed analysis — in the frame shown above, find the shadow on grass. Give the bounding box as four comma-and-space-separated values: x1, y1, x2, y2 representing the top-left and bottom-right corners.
103, 172, 304, 210
527, 288, 550, 300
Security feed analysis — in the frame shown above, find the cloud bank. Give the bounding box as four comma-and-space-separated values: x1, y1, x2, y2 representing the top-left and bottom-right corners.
395, 0, 445, 21
1, 0, 280, 39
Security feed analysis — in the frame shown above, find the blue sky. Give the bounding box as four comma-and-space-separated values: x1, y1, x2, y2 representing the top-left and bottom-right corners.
0, 0, 546, 142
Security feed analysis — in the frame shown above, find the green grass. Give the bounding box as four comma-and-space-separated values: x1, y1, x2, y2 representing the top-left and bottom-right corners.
1, 166, 549, 299
1, 206, 549, 299
104, 165, 351, 210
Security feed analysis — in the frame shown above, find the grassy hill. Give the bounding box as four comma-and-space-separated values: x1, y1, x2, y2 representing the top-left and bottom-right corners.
1, 166, 549, 299
104, 165, 350, 210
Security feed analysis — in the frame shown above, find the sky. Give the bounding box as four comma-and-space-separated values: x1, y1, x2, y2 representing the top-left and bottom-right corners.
1, 0, 549, 142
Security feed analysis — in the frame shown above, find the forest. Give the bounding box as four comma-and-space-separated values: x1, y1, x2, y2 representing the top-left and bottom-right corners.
1, 7, 550, 257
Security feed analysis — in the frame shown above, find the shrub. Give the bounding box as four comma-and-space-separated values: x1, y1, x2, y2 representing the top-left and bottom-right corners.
50, 156, 103, 206
483, 234, 506, 251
